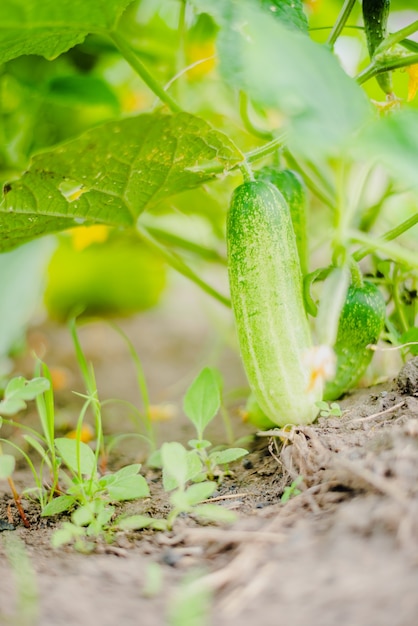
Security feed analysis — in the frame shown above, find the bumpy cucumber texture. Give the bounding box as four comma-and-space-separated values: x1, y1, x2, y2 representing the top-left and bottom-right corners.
227, 180, 321, 426
324, 281, 386, 401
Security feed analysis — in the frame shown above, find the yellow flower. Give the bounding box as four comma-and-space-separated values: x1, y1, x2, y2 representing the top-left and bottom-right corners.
70, 225, 109, 251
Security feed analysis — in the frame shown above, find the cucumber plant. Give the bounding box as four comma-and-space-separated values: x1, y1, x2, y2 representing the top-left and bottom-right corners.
0, 0, 418, 442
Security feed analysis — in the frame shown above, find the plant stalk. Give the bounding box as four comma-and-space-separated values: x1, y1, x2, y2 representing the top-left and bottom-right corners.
356, 54, 418, 86
136, 225, 231, 307
110, 31, 182, 113
327, 0, 357, 47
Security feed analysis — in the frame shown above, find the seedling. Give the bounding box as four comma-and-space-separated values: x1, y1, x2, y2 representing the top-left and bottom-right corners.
315, 401, 343, 418
116, 440, 236, 533
281, 476, 304, 503
183, 367, 248, 480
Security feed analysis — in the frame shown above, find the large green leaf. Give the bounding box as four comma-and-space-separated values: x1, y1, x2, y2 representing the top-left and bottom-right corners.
0, 0, 134, 63
0, 112, 243, 252
214, 1, 370, 156
355, 109, 418, 189
259, 0, 308, 31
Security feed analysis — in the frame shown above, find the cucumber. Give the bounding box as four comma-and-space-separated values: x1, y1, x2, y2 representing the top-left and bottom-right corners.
362, 0, 393, 95
227, 180, 321, 427
255, 166, 308, 276
323, 281, 386, 401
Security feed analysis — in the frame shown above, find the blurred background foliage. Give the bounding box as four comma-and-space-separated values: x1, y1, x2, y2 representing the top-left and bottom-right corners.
0, 0, 417, 369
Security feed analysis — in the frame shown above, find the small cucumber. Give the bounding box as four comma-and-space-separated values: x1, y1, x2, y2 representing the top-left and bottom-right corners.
227, 180, 321, 427
323, 281, 386, 401
255, 166, 308, 276
362, 0, 393, 95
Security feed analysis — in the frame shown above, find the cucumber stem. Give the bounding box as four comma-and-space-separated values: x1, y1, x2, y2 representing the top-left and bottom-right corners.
349, 230, 418, 268
356, 53, 418, 86
375, 20, 418, 55
283, 150, 335, 210
110, 31, 182, 113
349, 260, 364, 289
239, 161, 255, 182
239, 91, 275, 140
353, 213, 418, 262
136, 225, 231, 307
246, 134, 288, 163
326, 0, 357, 47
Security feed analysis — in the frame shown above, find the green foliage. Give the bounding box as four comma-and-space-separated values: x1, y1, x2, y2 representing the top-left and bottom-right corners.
183, 367, 221, 440
281, 476, 303, 503
0, 112, 242, 251
215, 2, 370, 157
0, 0, 134, 63
316, 401, 343, 418
0, 376, 50, 416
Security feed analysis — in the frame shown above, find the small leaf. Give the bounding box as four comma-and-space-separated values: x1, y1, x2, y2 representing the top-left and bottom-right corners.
192, 503, 236, 524
209, 448, 248, 466
55, 438, 96, 476
41, 495, 75, 517
107, 475, 150, 501
72, 504, 94, 527
51, 524, 79, 548
161, 442, 189, 491
188, 439, 211, 450
116, 515, 156, 531
0, 454, 15, 479
110, 464, 142, 480
184, 481, 217, 506
183, 367, 222, 438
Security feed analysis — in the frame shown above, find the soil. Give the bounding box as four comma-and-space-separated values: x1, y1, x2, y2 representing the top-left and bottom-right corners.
1, 275, 418, 626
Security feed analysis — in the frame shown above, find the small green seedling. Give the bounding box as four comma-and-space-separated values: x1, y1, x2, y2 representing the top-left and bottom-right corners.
315, 400, 343, 418
116, 440, 236, 533
0, 374, 51, 526
281, 476, 304, 503
42, 439, 150, 551
183, 367, 248, 480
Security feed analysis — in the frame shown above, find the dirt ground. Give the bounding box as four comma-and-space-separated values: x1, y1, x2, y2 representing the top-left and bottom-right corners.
1, 274, 418, 626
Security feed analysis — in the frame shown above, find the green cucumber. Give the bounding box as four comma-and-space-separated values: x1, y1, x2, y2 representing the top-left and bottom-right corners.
227, 180, 321, 427
362, 0, 393, 95
255, 166, 308, 276
324, 281, 386, 401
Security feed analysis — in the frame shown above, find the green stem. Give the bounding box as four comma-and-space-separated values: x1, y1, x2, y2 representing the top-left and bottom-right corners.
349, 259, 364, 288
375, 20, 418, 55
392, 266, 409, 334
136, 224, 231, 307
326, 0, 357, 47
239, 161, 255, 182
188, 134, 286, 177
239, 91, 274, 140
400, 38, 418, 54
284, 150, 335, 210
353, 213, 418, 262
142, 224, 226, 263
106, 323, 156, 450
356, 54, 418, 86
110, 31, 182, 113
246, 133, 288, 163
349, 230, 418, 268
173, 0, 187, 103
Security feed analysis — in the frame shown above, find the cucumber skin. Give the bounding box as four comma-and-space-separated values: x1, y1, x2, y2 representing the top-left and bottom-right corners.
227, 181, 321, 426
362, 0, 392, 94
323, 281, 386, 401
255, 167, 308, 275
